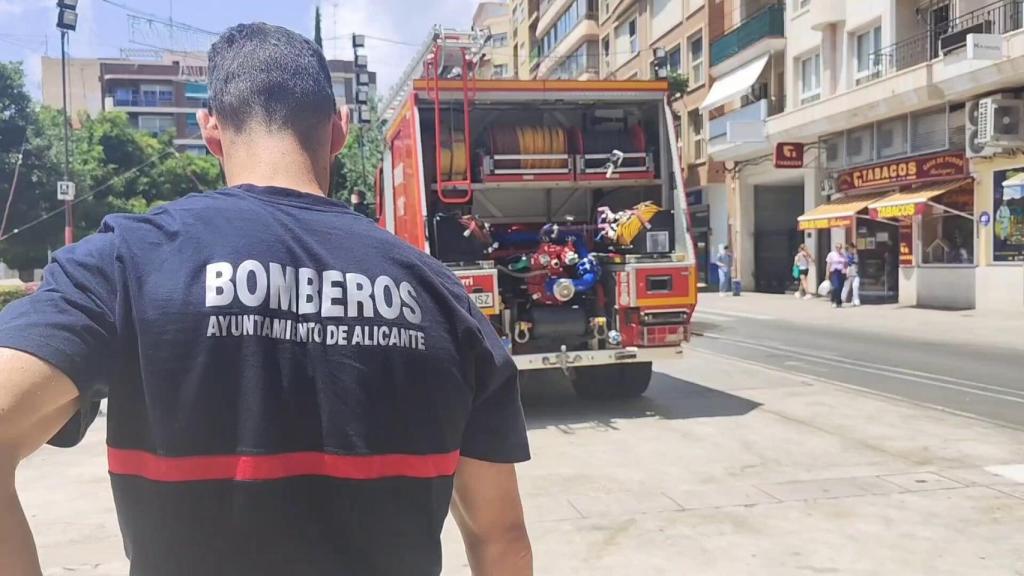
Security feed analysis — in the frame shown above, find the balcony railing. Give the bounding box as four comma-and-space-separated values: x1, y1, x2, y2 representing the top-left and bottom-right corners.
865, 0, 1024, 84
110, 95, 174, 107
709, 3, 785, 68
709, 99, 769, 142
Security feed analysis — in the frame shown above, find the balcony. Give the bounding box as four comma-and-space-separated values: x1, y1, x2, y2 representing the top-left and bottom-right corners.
110, 94, 173, 108
709, 3, 785, 75
707, 99, 774, 161
537, 17, 600, 79
807, 0, 844, 32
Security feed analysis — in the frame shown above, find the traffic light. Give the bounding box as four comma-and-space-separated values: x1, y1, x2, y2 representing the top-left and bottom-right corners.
352, 35, 371, 126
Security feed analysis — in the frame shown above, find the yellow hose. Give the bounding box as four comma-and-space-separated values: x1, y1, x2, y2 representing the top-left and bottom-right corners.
616, 202, 662, 246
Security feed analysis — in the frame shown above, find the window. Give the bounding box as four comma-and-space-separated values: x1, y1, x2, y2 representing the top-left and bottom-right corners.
855, 25, 883, 85
113, 87, 136, 106
910, 107, 948, 154
491, 33, 508, 48
140, 84, 174, 107
921, 184, 976, 265
628, 17, 639, 55
992, 168, 1024, 262
845, 125, 874, 166
667, 45, 682, 73
799, 52, 821, 104
602, 35, 611, 66
552, 42, 598, 79
185, 113, 199, 136
796, 0, 811, 9
138, 115, 175, 135
875, 116, 908, 159
493, 64, 509, 78
688, 32, 704, 86
689, 110, 705, 163
540, 0, 597, 56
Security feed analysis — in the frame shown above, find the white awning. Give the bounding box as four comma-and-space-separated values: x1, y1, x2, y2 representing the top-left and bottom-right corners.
700, 54, 771, 112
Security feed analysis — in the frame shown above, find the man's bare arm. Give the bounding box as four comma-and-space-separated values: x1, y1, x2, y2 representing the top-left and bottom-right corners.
0, 348, 80, 576
451, 457, 532, 576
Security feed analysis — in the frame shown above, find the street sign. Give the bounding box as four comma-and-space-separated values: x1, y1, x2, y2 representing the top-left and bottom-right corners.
57, 181, 76, 201
967, 33, 1002, 61
774, 142, 804, 169
979, 211, 992, 227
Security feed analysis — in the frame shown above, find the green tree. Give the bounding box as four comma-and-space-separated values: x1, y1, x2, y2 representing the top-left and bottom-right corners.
332, 100, 383, 204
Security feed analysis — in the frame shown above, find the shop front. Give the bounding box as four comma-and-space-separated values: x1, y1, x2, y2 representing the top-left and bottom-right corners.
800, 152, 975, 307
966, 157, 1024, 311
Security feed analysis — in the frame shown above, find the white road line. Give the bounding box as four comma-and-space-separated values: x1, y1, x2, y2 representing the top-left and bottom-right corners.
698, 334, 1024, 403
692, 312, 736, 322
695, 308, 776, 320
691, 348, 1024, 433
986, 465, 1024, 483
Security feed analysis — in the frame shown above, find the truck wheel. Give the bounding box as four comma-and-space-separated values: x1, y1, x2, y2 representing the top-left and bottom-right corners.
571, 362, 653, 400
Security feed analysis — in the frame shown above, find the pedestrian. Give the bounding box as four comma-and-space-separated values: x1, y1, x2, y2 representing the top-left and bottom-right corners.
842, 243, 861, 307
715, 244, 733, 296
0, 23, 531, 576
793, 244, 814, 299
350, 189, 372, 219
826, 243, 848, 309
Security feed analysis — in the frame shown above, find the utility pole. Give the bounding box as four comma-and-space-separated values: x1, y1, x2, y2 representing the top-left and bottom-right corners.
352, 34, 372, 197
56, 1, 80, 246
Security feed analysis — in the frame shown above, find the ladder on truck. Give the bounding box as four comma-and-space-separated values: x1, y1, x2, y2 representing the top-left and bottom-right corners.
380, 27, 488, 204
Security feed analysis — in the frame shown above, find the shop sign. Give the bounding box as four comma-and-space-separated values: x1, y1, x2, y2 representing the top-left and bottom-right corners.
870, 202, 926, 220
993, 167, 1024, 262
836, 152, 967, 193
967, 33, 1003, 61
774, 143, 805, 169
900, 223, 914, 266
798, 216, 853, 231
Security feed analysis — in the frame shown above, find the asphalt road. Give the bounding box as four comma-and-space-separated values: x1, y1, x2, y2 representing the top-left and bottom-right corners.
689, 308, 1024, 430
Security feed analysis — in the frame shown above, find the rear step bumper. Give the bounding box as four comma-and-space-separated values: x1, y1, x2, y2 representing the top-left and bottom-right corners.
513, 345, 684, 371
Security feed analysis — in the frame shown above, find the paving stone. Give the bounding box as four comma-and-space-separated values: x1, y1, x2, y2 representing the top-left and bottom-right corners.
880, 472, 965, 492
522, 496, 584, 523
992, 484, 1024, 501
568, 491, 681, 518
665, 484, 780, 510
937, 467, 1024, 487
758, 476, 904, 502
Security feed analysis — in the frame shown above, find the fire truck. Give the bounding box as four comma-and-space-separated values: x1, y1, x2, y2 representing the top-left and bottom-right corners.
375, 28, 698, 399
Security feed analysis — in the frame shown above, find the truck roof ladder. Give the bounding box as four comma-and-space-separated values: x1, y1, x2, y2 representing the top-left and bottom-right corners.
425, 29, 480, 204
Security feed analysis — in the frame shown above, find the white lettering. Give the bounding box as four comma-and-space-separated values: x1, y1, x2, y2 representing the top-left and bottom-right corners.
207, 316, 221, 336
338, 325, 349, 345
326, 324, 339, 345
346, 273, 375, 318
236, 260, 268, 307
399, 282, 422, 324
321, 270, 346, 318
298, 268, 320, 315
205, 262, 234, 307
269, 263, 297, 312
374, 276, 402, 320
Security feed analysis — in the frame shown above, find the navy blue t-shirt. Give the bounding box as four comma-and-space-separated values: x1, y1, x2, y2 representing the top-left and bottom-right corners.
0, 185, 529, 576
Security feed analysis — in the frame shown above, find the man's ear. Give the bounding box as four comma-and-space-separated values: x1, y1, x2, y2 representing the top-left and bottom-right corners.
197, 110, 224, 160
330, 106, 350, 158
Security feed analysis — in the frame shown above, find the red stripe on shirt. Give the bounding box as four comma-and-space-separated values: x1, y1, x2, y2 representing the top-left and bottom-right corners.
108, 447, 461, 482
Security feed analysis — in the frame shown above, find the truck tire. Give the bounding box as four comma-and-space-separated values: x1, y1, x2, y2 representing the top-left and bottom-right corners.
571, 362, 653, 400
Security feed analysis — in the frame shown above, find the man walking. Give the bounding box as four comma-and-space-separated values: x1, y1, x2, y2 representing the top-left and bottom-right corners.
0, 23, 531, 576
350, 189, 372, 219
826, 243, 848, 309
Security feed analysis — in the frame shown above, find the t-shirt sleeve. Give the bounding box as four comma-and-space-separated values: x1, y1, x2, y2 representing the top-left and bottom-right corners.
458, 298, 530, 464
0, 229, 121, 447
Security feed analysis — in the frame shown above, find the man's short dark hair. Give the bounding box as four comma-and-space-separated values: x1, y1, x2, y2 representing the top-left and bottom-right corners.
208, 23, 336, 147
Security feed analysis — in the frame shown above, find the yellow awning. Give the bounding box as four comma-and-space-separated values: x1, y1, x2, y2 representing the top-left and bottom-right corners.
798, 193, 888, 221
868, 179, 973, 210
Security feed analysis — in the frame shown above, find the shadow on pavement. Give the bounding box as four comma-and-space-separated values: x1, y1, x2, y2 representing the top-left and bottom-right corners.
521, 369, 762, 431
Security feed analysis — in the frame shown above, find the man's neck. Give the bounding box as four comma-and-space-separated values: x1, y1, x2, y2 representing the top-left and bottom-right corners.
221, 138, 331, 197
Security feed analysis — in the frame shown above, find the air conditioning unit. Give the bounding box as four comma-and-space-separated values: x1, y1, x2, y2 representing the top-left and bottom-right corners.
973, 96, 1024, 151
967, 99, 1001, 157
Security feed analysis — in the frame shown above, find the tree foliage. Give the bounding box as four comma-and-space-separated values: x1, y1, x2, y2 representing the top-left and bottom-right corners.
331, 101, 384, 205
0, 62, 222, 271
314, 6, 324, 50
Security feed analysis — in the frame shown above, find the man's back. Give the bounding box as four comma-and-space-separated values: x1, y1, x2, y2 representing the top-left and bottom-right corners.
0, 185, 528, 575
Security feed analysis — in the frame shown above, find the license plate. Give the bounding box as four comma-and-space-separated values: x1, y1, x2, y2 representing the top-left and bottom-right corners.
470, 292, 494, 309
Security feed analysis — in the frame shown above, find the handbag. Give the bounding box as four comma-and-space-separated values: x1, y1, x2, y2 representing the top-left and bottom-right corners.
792, 264, 802, 279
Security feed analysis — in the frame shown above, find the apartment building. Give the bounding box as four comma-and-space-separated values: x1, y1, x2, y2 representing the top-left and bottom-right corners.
640, 0, 729, 288
41, 53, 376, 156
474, 2, 516, 78
750, 0, 1024, 310
534, 0, 601, 79
509, 0, 541, 79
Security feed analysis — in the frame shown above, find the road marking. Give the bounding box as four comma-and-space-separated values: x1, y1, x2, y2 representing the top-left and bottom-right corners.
697, 333, 1024, 403
695, 308, 776, 320
692, 312, 736, 322
986, 465, 1024, 483
691, 348, 1024, 433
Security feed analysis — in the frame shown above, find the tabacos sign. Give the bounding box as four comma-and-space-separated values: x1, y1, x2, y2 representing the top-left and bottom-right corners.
836, 152, 967, 193
871, 203, 926, 220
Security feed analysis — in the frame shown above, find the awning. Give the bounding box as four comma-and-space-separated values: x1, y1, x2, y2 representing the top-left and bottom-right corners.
797, 193, 888, 230
700, 54, 770, 112
867, 178, 973, 219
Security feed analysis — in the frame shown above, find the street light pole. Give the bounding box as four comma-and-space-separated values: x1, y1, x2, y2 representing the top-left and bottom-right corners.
60, 29, 72, 246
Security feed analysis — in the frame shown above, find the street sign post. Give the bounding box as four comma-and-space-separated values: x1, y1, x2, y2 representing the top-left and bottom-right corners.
57, 181, 76, 201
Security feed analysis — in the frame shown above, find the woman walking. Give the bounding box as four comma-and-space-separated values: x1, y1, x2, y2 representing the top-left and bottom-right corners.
826, 243, 848, 309
715, 244, 733, 297
842, 243, 861, 306
794, 244, 814, 299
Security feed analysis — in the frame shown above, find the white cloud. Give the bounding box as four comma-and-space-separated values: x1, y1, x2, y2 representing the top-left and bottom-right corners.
0, 0, 52, 16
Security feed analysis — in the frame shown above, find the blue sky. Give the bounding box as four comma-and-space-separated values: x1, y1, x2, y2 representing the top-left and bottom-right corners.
0, 0, 481, 97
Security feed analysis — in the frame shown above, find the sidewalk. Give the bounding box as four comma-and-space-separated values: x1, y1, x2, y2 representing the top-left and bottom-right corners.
694, 291, 1024, 352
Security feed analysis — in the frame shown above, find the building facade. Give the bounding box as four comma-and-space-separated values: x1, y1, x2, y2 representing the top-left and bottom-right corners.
41, 53, 376, 155
474, 2, 516, 78
755, 0, 1024, 310
535, 0, 601, 79
509, 0, 541, 79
